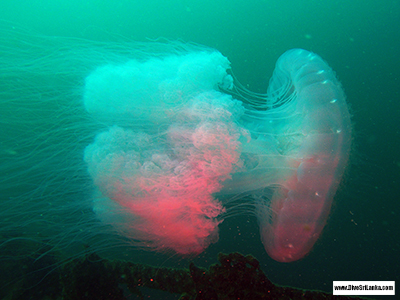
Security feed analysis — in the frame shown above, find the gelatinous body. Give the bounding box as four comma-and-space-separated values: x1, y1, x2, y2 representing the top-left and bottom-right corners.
81, 48, 351, 259
254, 49, 351, 262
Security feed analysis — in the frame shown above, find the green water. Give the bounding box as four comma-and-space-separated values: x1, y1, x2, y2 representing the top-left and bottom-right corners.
0, 1, 398, 299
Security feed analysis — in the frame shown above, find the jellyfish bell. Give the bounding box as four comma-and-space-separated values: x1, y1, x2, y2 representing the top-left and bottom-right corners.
222, 49, 352, 262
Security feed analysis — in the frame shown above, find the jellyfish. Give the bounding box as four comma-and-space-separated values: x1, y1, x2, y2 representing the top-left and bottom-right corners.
0, 24, 351, 264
